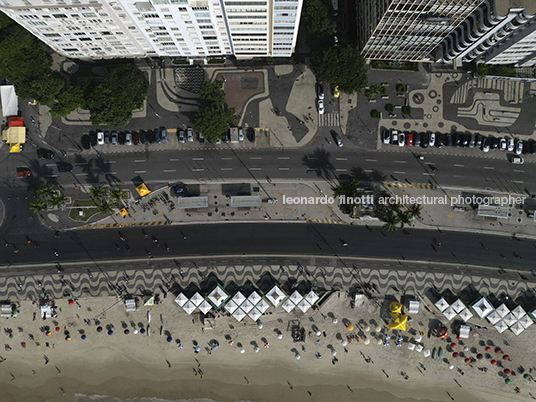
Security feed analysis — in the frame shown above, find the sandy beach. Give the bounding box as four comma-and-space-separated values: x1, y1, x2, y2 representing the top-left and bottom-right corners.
1, 284, 535, 402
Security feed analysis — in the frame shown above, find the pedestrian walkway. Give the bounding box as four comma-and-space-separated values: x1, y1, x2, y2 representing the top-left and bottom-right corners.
384, 182, 436, 190
318, 113, 340, 127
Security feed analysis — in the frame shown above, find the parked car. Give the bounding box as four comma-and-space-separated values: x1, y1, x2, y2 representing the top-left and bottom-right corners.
332, 132, 343, 147
406, 132, 413, 146
482, 138, 490, 152
238, 128, 244, 141
391, 130, 398, 145
429, 132, 436, 147
398, 132, 405, 147
126, 132, 132, 146
104, 132, 111, 144
317, 99, 324, 115
57, 162, 73, 173
382, 130, 390, 145
178, 130, 185, 143
435, 133, 443, 148
17, 167, 31, 177
507, 137, 514, 152
140, 131, 147, 145
111, 131, 118, 146
461, 134, 469, 148
491, 137, 499, 150
81, 135, 91, 150
414, 132, 421, 147
469, 133, 476, 148
523, 141, 531, 155
510, 156, 524, 164
333, 86, 340, 98
161, 129, 168, 143
133, 132, 139, 145
89, 132, 97, 147
445, 133, 453, 147
38, 149, 55, 159
155, 129, 161, 144
499, 138, 506, 151
530, 140, 536, 155
147, 130, 156, 144
318, 92, 325, 100
118, 131, 126, 145
187, 128, 194, 142
475, 134, 483, 148
198, 132, 205, 143
222, 133, 230, 143
97, 131, 105, 145
453, 133, 461, 147
420, 132, 429, 148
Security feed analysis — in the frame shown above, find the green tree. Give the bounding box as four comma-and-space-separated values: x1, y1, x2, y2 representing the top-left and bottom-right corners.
401, 106, 412, 115
198, 81, 225, 108
29, 199, 47, 213
84, 63, 149, 127
397, 211, 412, 229
109, 187, 128, 206
407, 204, 423, 219
396, 83, 406, 93
311, 45, 368, 94
194, 106, 235, 142
382, 211, 400, 232
88, 185, 109, 203
50, 85, 84, 117
302, 0, 335, 42
97, 202, 114, 215
48, 194, 67, 208
385, 104, 394, 113
35, 184, 55, 200
370, 110, 380, 119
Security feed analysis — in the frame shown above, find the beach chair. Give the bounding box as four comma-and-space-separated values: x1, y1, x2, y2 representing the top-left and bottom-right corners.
423, 349, 431, 358
415, 344, 424, 353
408, 343, 416, 350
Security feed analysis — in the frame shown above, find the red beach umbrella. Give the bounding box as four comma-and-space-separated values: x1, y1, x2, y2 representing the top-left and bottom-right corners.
464, 358, 471, 364
124, 329, 130, 335
503, 355, 510, 360
491, 359, 497, 366
457, 336, 462, 341
55, 327, 60, 332
68, 300, 74, 305
504, 369, 511, 375
97, 326, 103, 333
495, 347, 502, 354
485, 346, 491, 352
452, 352, 459, 358
476, 354, 483, 360
450, 342, 457, 348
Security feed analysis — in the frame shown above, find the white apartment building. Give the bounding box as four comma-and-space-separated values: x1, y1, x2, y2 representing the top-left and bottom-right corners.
0, 0, 302, 59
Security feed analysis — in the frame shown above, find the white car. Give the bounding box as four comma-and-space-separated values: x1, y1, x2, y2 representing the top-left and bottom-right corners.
187, 128, 194, 142
317, 99, 324, 115
97, 131, 104, 145
507, 138, 514, 152
398, 132, 405, 147
499, 138, 506, 151
515, 139, 523, 155
318, 92, 325, 100
238, 128, 244, 141
178, 130, 185, 143
391, 130, 398, 145
125, 132, 132, 146
429, 133, 436, 147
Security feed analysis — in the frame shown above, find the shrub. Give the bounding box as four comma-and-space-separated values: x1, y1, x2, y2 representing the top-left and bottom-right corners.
384, 104, 394, 113
396, 83, 406, 93
370, 109, 380, 118
401, 106, 412, 115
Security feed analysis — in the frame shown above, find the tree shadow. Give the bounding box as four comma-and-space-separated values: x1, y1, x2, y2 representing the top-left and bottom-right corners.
301, 148, 335, 182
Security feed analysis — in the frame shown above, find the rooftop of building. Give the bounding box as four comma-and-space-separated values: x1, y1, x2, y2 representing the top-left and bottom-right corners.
497, 0, 536, 16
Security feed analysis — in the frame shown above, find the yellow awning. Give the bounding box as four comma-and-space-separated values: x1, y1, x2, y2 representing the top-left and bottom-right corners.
5, 127, 26, 143
136, 183, 151, 197
388, 314, 408, 331
143, 296, 155, 306
119, 208, 128, 217
9, 143, 20, 153
389, 301, 402, 315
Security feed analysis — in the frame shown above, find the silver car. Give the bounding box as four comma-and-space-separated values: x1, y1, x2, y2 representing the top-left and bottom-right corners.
125, 132, 132, 146
178, 130, 185, 144
187, 128, 194, 142
111, 131, 118, 146
429, 133, 436, 147
161, 129, 168, 143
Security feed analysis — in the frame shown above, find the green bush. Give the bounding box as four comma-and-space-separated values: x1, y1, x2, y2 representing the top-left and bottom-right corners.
370, 109, 380, 118
384, 104, 394, 113
396, 84, 406, 93
401, 106, 412, 115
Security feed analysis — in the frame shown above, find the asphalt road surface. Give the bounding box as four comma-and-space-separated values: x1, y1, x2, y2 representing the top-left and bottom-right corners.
0, 223, 534, 273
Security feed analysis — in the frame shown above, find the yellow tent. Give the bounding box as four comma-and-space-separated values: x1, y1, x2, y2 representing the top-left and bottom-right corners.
119, 208, 128, 217
5, 127, 26, 143
9, 143, 20, 153
143, 296, 155, 306
136, 183, 151, 197
388, 314, 408, 331
389, 301, 402, 315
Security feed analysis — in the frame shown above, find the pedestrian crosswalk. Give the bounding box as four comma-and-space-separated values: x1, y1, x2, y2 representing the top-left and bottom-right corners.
318, 112, 340, 127
306, 218, 347, 224
78, 221, 172, 230
384, 182, 436, 190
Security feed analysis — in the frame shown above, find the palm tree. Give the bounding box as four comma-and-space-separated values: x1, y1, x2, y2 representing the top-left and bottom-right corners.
29, 199, 47, 213
381, 211, 400, 232
48, 194, 67, 208
109, 187, 128, 206
407, 203, 423, 219
97, 202, 114, 215
36, 184, 55, 200
89, 185, 109, 205
397, 211, 412, 229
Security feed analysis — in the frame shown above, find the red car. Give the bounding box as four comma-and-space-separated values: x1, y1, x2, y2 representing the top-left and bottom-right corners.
133, 132, 139, 145
17, 167, 31, 177
406, 133, 413, 146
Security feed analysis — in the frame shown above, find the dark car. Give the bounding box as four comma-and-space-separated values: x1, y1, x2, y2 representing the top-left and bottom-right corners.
57, 162, 73, 172
529, 140, 536, 155
414, 132, 421, 147
475, 134, 483, 148
491, 137, 499, 150
420, 132, 429, 148
453, 133, 461, 147
461, 134, 469, 147
155, 129, 161, 144
247, 127, 255, 142
118, 132, 126, 145
104, 131, 111, 144
89, 132, 97, 146
436, 133, 443, 148
140, 131, 147, 144
133, 132, 139, 145
444, 133, 452, 147
523, 141, 531, 154
222, 133, 230, 144
81, 135, 91, 150
37, 149, 55, 159
147, 130, 156, 144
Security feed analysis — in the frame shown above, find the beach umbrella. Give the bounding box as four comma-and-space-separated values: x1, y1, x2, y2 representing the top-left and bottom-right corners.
133, 330, 138, 335
331, 349, 337, 356
451, 342, 457, 348
477, 354, 483, 360
257, 322, 263, 329
457, 337, 462, 341
81, 334, 86, 340
8, 334, 13, 339
316, 330, 321, 336
375, 326, 382, 332
524, 374, 531, 380
56, 327, 60, 332
295, 353, 301, 360
364, 338, 370, 345
178, 344, 183, 349
212, 344, 218, 350
463, 346, 469, 352
240, 348, 245, 354
452, 352, 459, 358
464, 358, 471, 364
68, 300, 74, 305
504, 369, 511, 375
383, 341, 389, 347
166, 336, 172, 342
449, 365, 454, 370
485, 346, 491, 352
140, 328, 145, 334
495, 347, 502, 354
332, 318, 338, 324
347, 324, 354, 331
195, 347, 201, 353
65, 336, 71, 341
377, 338, 383, 345
364, 325, 370, 332
254, 346, 260, 353
46, 331, 51, 337
124, 329, 130, 335
108, 329, 113, 336
491, 359, 497, 365
341, 339, 348, 346
97, 326, 103, 333
505, 378, 512, 385
503, 355, 510, 360
277, 333, 283, 339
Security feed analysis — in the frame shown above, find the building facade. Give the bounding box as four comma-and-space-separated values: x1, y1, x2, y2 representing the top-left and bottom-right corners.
0, 0, 302, 59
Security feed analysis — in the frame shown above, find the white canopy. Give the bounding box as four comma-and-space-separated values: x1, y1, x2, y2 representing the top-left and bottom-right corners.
281, 298, 295, 313
40, 305, 52, 318
510, 321, 525, 336
207, 284, 229, 308
232, 307, 246, 322
451, 299, 466, 314
296, 298, 312, 313
224, 299, 239, 314
494, 319, 509, 334
289, 290, 303, 305
189, 292, 204, 307
231, 291, 246, 307
502, 312, 517, 327
512, 305, 527, 320
305, 290, 319, 305
442, 306, 457, 321
197, 300, 212, 315
256, 298, 269, 314
182, 300, 197, 315
435, 297, 449, 312
518, 314, 533, 329
0, 85, 18, 117
408, 300, 420, 315
248, 308, 262, 321
458, 307, 473, 322
459, 325, 470, 339
247, 291, 261, 306
471, 296, 495, 319
495, 303, 509, 318
486, 310, 502, 325
174, 293, 188, 307
240, 299, 254, 314
265, 285, 287, 307
415, 344, 424, 352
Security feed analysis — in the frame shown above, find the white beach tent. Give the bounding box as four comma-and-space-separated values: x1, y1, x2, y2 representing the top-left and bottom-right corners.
189, 292, 204, 307
197, 300, 212, 315
224, 299, 239, 314
442, 306, 457, 321
207, 284, 230, 308
0, 85, 18, 117
451, 299, 466, 314
305, 290, 319, 306
495, 303, 509, 318
231, 291, 246, 307
247, 291, 261, 306
240, 299, 254, 314
518, 314, 533, 329
248, 308, 262, 321
486, 310, 502, 325
458, 308, 473, 322
296, 298, 312, 313
512, 305, 527, 320
510, 321, 525, 336
435, 298, 449, 312
407, 300, 420, 315
494, 319, 509, 334
470, 296, 495, 320
281, 298, 295, 313
232, 307, 246, 322
265, 285, 287, 307
502, 312, 517, 327
182, 301, 197, 315
255, 298, 270, 314
174, 293, 189, 307
289, 290, 303, 305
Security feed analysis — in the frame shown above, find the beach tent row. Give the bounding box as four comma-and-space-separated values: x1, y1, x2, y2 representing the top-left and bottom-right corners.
434, 298, 473, 322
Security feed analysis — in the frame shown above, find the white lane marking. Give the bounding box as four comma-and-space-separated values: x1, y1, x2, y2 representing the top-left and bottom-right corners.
278, 167, 289, 171
134, 160, 145, 163
423, 173, 435, 176
364, 170, 375, 173
221, 168, 233, 171
336, 169, 347, 172
192, 158, 204, 161
395, 160, 406, 164
277, 157, 290, 160
365, 159, 377, 162
394, 171, 405, 174
484, 166, 495, 170
250, 157, 262, 160
453, 164, 465, 167
250, 167, 262, 171
163, 169, 176, 173
105, 161, 116, 164
221, 157, 233, 160
134, 170, 146, 174
75, 173, 87, 176
108, 171, 117, 174
46, 175, 58, 178
169, 158, 179, 162
512, 180, 524, 184
46, 164, 55, 167
336, 158, 347, 161
192, 168, 204, 172
513, 170, 524, 173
